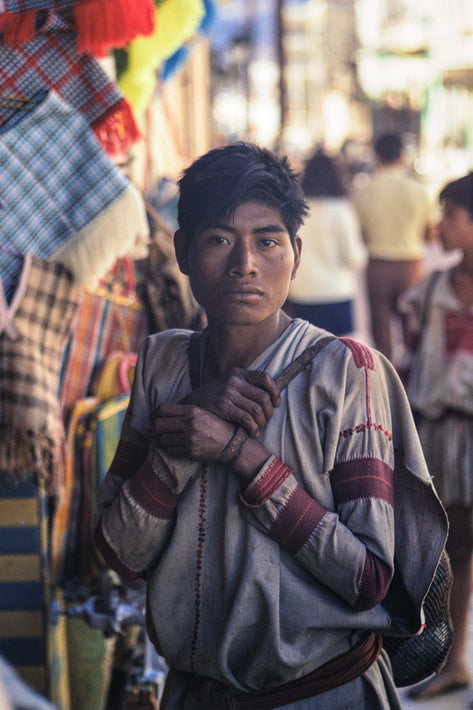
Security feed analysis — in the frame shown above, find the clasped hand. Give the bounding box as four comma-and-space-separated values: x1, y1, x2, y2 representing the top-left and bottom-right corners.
150, 368, 281, 463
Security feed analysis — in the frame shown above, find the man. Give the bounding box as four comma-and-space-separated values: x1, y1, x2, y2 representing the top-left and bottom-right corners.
95, 143, 446, 709
353, 133, 434, 364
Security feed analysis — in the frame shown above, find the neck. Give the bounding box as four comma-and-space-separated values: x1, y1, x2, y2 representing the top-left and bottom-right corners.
203, 312, 292, 378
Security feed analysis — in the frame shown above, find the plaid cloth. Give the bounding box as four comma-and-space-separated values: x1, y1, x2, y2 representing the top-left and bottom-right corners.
4, 0, 97, 11
0, 254, 80, 494
0, 22, 140, 154
0, 89, 149, 295
0, 0, 155, 57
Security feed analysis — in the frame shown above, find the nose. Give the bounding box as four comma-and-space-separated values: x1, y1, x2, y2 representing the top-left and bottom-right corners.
228, 240, 257, 275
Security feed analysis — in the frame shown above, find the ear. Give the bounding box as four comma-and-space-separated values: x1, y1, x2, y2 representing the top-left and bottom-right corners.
174, 229, 190, 275
291, 236, 302, 279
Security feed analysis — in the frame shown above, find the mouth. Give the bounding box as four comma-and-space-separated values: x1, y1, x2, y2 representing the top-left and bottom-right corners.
222, 287, 263, 300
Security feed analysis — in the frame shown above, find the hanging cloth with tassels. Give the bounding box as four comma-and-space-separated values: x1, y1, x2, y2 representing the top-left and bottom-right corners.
0, 90, 150, 294
0, 12, 144, 157
0, 0, 155, 57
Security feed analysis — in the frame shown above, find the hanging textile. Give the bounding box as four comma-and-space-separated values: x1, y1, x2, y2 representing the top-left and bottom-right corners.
160, 0, 218, 81
0, 90, 149, 296
0, 0, 155, 57
138, 213, 201, 333
0, 255, 80, 495
117, 0, 205, 117
59, 274, 147, 417
0, 15, 141, 156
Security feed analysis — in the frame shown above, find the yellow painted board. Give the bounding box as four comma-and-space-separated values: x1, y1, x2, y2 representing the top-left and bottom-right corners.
0, 499, 38, 527
15, 666, 47, 695
0, 610, 43, 637
0, 554, 41, 582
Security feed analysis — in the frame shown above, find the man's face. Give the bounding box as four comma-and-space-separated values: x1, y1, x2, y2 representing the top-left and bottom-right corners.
175, 201, 301, 329
438, 199, 473, 253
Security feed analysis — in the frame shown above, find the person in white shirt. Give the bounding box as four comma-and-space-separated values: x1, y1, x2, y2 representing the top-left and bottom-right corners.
287, 148, 367, 336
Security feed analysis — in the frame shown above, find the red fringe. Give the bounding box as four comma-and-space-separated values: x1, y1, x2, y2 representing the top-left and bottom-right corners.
73, 0, 155, 57
92, 98, 142, 158
0, 10, 37, 46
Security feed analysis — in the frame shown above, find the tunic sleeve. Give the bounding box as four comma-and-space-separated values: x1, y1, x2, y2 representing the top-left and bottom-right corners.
240, 338, 397, 611
95, 333, 199, 579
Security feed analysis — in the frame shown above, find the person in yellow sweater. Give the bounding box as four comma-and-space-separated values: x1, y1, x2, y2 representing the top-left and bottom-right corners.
353, 133, 434, 365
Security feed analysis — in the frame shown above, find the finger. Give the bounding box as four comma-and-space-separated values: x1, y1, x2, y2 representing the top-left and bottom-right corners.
220, 389, 270, 435
153, 415, 188, 435
156, 431, 189, 448
151, 402, 188, 420
242, 371, 281, 407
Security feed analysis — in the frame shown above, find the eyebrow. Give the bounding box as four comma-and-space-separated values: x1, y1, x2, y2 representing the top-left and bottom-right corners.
200, 222, 287, 234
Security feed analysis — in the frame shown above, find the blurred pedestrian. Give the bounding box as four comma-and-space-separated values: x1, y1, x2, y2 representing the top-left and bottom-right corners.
353, 133, 434, 364
287, 148, 367, 336
399, 171, 473, 700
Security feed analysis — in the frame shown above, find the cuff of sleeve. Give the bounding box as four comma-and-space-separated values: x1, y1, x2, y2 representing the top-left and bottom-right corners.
240, 456, 328, 552
128, 454, 179, 519
242, 455, 294, 506
148, 446, 200, 494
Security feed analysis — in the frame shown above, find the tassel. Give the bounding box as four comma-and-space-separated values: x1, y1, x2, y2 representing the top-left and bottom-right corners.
73, 0, 155, 57
0, 10, 37, 46
92, 97, 142, 158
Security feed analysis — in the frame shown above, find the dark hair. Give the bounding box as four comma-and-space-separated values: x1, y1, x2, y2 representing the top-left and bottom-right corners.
177, 142, 308, 245
301, 149, 346, 197
374, 133, 403, 164
439, 172, 473, 219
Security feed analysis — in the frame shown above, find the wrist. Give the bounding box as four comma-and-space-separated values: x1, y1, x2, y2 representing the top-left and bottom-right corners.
231, 437, 270, 485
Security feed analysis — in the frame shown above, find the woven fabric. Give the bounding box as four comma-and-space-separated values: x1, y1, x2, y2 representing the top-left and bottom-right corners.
0, 27, 140, 154
3, 0, 75, 9
0, 255, 80, 493
0, 0, 156, 58
0, 90, 148, 295
0, 30, 122, 126
60, 289, 147, 417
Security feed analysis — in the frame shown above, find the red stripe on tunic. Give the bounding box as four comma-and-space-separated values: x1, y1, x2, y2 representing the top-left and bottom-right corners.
244, 456, 294, 506
269, 485, 327, 554
331, 458, 394, 507
339, 337, 375, 370
128, 462, 179, 519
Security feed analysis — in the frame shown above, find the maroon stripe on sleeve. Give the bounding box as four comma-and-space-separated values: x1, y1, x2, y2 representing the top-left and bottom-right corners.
128, 462, 179, 519
94, 524, 143, 580
243, 456, 294, 506
108, 439, 148, 482
354, 551, 393, 611
331, 458, 394, 507
269, 485, 327, 554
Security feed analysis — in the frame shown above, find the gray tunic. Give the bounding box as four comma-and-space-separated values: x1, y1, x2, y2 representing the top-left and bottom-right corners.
96, 319, 447, 708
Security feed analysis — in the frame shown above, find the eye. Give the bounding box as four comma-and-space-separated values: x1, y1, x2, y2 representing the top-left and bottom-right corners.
207, 234, 230, 245
260, 237, 277, 248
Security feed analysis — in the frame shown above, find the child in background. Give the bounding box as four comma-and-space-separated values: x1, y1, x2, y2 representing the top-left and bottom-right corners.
399, 172, 473, 700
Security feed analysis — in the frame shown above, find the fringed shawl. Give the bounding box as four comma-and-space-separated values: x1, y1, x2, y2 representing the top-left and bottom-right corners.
0, 0, 155, 57
0, 90, 149, 296
0, 15, 141, 156
0, 255, 80, 494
